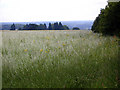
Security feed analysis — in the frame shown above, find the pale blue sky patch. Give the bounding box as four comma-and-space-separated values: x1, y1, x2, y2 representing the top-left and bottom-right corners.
0, 0, 108, 22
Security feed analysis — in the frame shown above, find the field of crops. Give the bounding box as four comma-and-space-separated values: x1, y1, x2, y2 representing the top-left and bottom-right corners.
2, 30, 120, 88
0, 31, 2, 89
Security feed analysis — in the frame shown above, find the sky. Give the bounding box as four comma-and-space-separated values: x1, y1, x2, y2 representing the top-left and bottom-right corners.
0, 0, 108, 22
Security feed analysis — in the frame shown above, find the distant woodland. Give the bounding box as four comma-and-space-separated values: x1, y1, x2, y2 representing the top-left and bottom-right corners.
10, 22, 74, 30
1, 21, 93, 30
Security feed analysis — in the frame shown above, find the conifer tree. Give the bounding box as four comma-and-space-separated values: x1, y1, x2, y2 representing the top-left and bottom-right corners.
48, 23, 52, 30
10, 23, 16, 30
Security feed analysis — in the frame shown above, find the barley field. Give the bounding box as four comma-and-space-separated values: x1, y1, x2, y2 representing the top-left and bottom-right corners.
2, 30, 120, 88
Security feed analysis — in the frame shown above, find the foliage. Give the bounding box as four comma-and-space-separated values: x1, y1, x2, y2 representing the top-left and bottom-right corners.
92, 2, 120, 36
59, 22, 64, 30
48, 23, 52, 30
53, 22, 59, 30
63, 25, 69, 30
22, 22, 69, 30
10, 23, 16, 30
38, 24, 47, 30
72, 27, 80, 30
48, 22, 69, 30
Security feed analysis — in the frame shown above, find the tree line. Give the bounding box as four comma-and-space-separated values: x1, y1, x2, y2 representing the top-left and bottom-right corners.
11, 22, 70, 30
91, 1, 120, 36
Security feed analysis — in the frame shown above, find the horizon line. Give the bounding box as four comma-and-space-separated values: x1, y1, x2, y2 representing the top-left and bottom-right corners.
0, 20, 94, 23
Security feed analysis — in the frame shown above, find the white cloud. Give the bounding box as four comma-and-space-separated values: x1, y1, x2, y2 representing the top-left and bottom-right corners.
0, 0, 108, 22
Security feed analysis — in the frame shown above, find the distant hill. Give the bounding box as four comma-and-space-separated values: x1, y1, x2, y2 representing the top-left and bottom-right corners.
1, 21, 93, 30
62, 21, 93, 30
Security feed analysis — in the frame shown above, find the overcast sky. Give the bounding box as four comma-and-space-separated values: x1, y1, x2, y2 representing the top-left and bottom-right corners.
0, 0, 108, 22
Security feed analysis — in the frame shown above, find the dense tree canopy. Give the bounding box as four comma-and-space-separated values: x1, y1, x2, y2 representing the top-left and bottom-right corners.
72, 27, 80, 30
63, 25, 69, 30
59, 22, 64, 30
48, 23, 52, 30
38, 24, 47, 30
21, 22, 69, 30
23, 23, 47, 30
92, 2, 120, 36
53, 22, 59, 30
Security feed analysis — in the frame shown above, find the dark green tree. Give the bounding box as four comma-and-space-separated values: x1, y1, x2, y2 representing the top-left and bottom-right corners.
63, 25, 69, 30
91, 15, 100, 33
29, 24, 38, 30
23, 24, 38, 30
38, 24, 45, 30
48, 23, 52, 30
10, 23, 16, 30
72, 27, 80, 30
23, 24, 30, 30
92, 2, 120, 36
53, 22, 59, 30
18, 28, 22, 30
44, 23, 47, 30
58, 22, 64, 30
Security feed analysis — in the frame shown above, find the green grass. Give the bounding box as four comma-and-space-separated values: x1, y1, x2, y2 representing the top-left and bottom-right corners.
0, 31, 2, 89
2, 30, 120, 88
